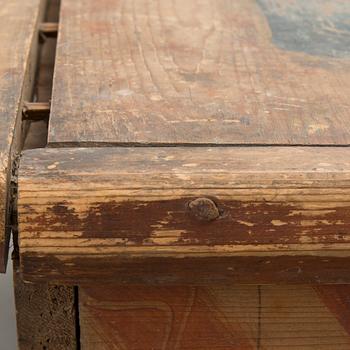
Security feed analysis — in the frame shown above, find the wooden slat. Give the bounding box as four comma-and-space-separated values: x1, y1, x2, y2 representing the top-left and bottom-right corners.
48, 0, 350, 146
79, 285, 350, 350
18, 146, 350, 284
0, 0, 45, 272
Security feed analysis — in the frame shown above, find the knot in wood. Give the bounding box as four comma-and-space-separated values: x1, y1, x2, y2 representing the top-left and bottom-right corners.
188, 198, 220, 221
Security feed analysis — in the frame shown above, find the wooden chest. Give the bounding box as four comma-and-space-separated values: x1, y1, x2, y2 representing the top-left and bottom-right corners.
1, 0, 350, 348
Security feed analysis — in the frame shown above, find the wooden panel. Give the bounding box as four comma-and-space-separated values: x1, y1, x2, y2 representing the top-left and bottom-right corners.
0, 0, 45, 272
18, 146, 350, 283
79, 285, 350, 350
13, 259, 77, 350
48, 0, 350, 146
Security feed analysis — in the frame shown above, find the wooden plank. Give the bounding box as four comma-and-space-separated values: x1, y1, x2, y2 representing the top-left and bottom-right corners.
0, 0, 45, 272
79, 285, 350, 350
19, 255, 350, 285
13, 259, 77, 350
48, 0, 350, 146
18, 146, 350, 284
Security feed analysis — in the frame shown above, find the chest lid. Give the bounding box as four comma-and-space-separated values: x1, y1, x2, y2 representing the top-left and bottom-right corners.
48, 0, 350, 146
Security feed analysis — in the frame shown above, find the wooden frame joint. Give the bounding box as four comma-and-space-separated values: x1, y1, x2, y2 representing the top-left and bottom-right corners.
39, 22, 58, 41
22, 102, 50, 121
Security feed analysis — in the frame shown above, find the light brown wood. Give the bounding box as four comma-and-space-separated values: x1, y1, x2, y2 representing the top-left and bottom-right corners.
48, 0, 350, 146
0, 0, 45, 272
12, 1, 350, 347
79, 285, 350, 350
18, 146, 350, 283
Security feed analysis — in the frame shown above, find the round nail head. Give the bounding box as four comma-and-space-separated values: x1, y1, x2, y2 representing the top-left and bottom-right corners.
188, 197, 220, 221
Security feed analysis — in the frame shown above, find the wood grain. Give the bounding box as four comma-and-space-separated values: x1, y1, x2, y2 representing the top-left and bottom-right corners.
79, 285, 350, 350
0, 0, 45, 272
48, 0, 350, 146
18, 146, 350, 283
13, 259, 77, 350
19, 255, 350, 286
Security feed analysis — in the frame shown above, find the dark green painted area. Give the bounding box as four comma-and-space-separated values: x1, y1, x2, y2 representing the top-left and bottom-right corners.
257, 0, 350, 58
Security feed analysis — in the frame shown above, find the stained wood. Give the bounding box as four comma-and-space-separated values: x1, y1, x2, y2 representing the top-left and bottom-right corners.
18, 146, 350, 283
19, 255, 350, 286
13, 259, 77, 349
0, 0, 45, 272
48, 0, 350, 146
79, 285, 350, 350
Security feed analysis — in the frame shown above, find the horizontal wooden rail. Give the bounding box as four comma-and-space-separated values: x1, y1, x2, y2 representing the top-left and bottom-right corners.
18, 146, 350, 284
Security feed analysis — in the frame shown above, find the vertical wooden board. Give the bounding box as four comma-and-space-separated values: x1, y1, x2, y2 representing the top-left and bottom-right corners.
0, 0, 45, 272
13, 260, 77, 350
48, 0, 350, 146
79, 285, 350, 350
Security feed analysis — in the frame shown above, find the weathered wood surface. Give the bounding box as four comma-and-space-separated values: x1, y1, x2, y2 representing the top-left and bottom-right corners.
0, 0, 45, 272
18, 146, 350, 283
48, 0, 350, 146
13, 260, 77, 350
80, 285, 350, 350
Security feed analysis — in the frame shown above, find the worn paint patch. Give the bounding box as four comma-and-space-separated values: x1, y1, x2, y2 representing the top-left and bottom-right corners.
21, 199, 350, 246
257, 0, 350, 58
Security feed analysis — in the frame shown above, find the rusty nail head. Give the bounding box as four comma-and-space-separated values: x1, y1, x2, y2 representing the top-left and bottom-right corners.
188, 197, 220, 221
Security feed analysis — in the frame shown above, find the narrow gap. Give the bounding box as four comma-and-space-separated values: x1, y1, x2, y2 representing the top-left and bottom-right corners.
74, 286, 81, 350
22, 0, 60, 150
47, 141, 350, 148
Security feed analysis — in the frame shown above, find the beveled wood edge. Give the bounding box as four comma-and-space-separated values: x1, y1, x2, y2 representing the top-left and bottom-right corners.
19, 145, 350, 178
